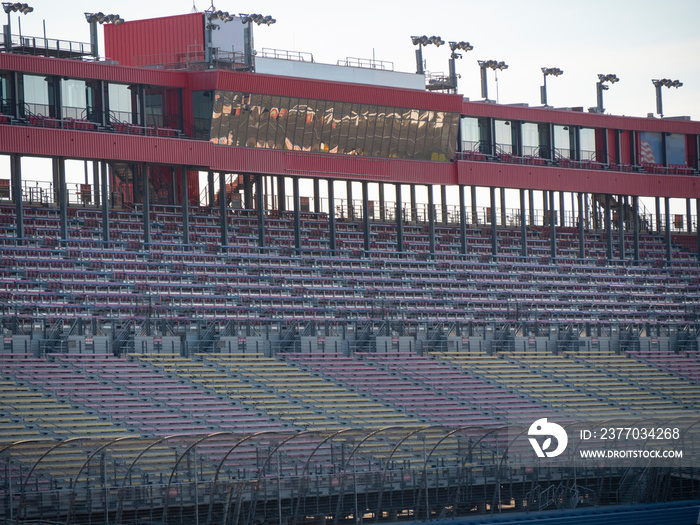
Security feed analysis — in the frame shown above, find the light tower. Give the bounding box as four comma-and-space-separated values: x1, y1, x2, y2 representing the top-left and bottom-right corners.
652, 78, 682, 117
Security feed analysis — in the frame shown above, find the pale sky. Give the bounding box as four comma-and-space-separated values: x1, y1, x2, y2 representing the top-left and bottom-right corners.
12, 0, 700, 120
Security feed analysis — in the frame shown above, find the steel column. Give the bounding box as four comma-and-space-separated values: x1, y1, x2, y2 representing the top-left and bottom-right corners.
181, 167, 190, 247
578, 192, 585, 260
278, 175, 286, 212
665, 197, 672, 263
10, 153, 23, 242
520, 188, 527, 257
257, 174, 265, 247
328, 179, 337, 253
101, 161, 109, 244
428, 185, 436, 255
142, 164, 150, 248
293, 176, 301, 252
362, 180, 370, 255
219, 172, 228, 248
618, 195, 625, 260
57, 158, 68, 243
459, 184, 467, 256
605, 194, 613, 260
633, 196, 640, 263
490, 186, 497, 258
396, 183, 404, 253
549, 190, 556, 262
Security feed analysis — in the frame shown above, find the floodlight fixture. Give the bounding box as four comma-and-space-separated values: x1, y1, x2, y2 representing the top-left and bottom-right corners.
540, 67, 563, 106
239, 13, 276, 72
595, 73, 619, 113
85, 12, 124, 60
478, 59, 509, 101
410, 34, 445, 74
3, 2, 33, 51
652, 78, 683, 117
3, 2, 33, 14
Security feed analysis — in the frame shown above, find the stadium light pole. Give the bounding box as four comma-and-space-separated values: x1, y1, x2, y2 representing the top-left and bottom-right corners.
3, 2, 33, 52
478, 59, 508, 102
595, 73, 619, 113
84, 12, 124, 60
540, 67, 563, 107
205, 6, 235, 68
410, 35, 445, 75
240, 13, 276, 72
447, 41, 473, 93
652, 78, 682, 118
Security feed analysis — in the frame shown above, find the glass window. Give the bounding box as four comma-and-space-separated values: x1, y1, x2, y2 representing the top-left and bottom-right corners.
372, 106, 385, 157
639, 131, 663, 165
61, 78, 87, 120
23, 74, 49, 116
460, 116, 479, 152
273, 97, 289, 150
301, 100, 315, 151
522, 122, 539, 156
108, 83, 135, 123
579, 127, 596, 159
192, 90, 213, 139
321, 103, 335, 153
337, 102, 352, 154
310, 99, 325, 152
494, 120, 512, 155
665, 133, 686, 165
553, 125, 571, 159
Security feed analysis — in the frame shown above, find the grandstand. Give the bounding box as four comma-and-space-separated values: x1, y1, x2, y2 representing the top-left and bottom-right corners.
1, 7, 700, 525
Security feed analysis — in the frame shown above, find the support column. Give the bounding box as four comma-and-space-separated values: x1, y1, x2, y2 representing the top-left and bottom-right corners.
528, 189, 535, 227
559, 191, 565, 227
56, 158, 68, 243
471, 185, 478, 225
687, 198, 693, 234
490, 186, 497, 258
655, 196, 661, 233
578, 192, 585, 260
313, 178, 321, 214
441, 185, 448, 224
665, 197, 672, 263
181, 167, 190, 247
459, 185, 467, 256
618, 195, 625, 260
257, 174, 265, 247
396, 183, 404, 253
218, 172, 228, 248
500, 187, 506, 227
347, 180, 354, 220
362, 180, 370, 255
100, 161, 109, 244
411, 184, 417, 223
243, 174, 252, 209
93, 161, 100, 206
520, 188, 527, 258
549, 190, 556, 262
605, 194, 613, 261
542, 190, 548, 228
293, 177, 301, 252
328, 179, 337, 254
277, 175, 286, 212
142, 164, 151, 249
10, 154, 23, 242
697, 198, 700, 263
633, 196, 640, 263
378, 183, 386, 221
208, 171, 216, 208
428, 185, 436, 256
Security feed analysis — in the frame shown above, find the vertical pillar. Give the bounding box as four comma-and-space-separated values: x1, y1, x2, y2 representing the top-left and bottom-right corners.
93, 161, 100, 206
257, 174, 265, 247
655, 196, 661, 233
618, 195, 625, 260
559, 191, 565, 227
181, 167, 190, 247
219, 172, 228, 249
362, 180, 370, 255
549, 190, 556, 262
277, 175, 286, 212
471, 185, 478, 225
687, 198, 693, 234
500, 187, 506, 227
520, 188, 527, 258
528, 189, 535, 227
490, 186, 497, 258
142, 164, 151, 248
208, 171, 216, 208
293, 177, 301, 252
347, 180, 354, 220
100, 161, 109, 244
411, 184, 417, 223
542, 190, 548, 228
578, 192, 585, 260
10, 154, 23, 242
632, 196, 640, 263
605, 194, 613, 261
57, 158, 68, 243
441, 185, 448, 224
697, 198, 700, 263
396, 183, 404, 253
378, 183, 386, 221
428, 185, 435, 256
328, 179, 337, 253
665, 197, 672, 263
243, 174, 252, 210
459, 185, 467, 256
313, 178, 321, 214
